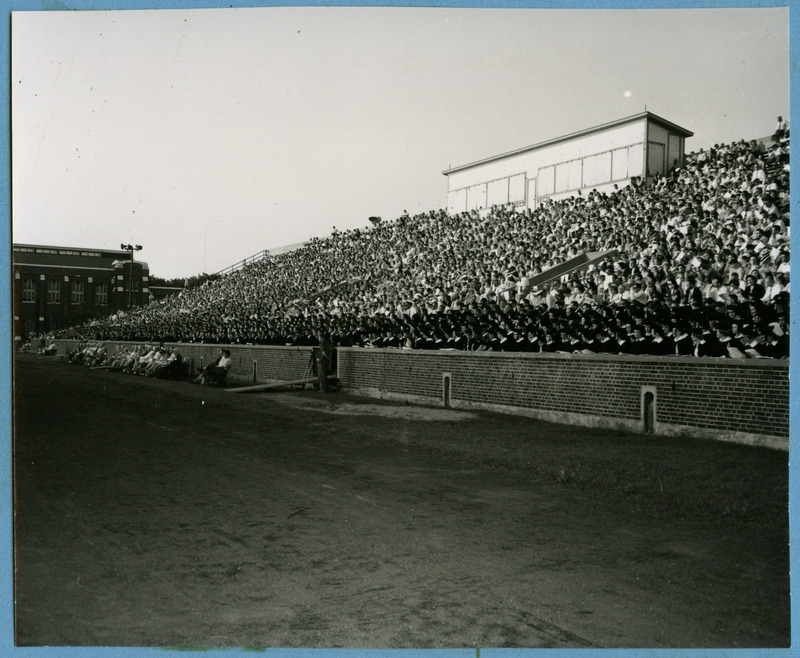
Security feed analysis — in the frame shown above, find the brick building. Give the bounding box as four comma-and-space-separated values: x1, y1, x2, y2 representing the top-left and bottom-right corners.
13, 243, 150, 337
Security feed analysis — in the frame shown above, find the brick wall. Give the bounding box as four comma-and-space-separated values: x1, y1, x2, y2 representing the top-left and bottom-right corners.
338, 348, 789, 449
54, 340, 789, 448
175, 344, 314, 384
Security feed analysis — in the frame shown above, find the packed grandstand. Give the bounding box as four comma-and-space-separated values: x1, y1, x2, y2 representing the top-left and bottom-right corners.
53, 129, 790, 359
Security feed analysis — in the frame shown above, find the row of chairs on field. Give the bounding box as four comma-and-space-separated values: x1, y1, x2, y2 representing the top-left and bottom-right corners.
68, 342, 232, 386
68, 342, 190, 381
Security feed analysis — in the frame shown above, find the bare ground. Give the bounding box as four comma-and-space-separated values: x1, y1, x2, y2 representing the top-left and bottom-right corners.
12, 355, 790, 648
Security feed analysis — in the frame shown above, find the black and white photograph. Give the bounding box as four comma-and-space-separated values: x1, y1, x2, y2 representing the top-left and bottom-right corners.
9, 2, 793, 652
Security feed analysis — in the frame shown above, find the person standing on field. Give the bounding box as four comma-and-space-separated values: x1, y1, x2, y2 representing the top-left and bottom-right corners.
317, 332, 332, 392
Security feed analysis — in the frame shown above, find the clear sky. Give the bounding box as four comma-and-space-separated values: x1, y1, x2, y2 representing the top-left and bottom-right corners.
11, 5, 790, 280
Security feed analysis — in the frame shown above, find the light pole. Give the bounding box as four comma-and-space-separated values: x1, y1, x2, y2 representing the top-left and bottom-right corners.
120, 243, 142, 309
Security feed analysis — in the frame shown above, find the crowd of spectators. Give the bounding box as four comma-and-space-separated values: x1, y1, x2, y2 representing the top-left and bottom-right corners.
17, 334, 58, 355
57, 127, 790, 359
67, 342, 187, 379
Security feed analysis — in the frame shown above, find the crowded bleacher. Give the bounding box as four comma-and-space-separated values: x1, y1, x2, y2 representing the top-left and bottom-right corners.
55, 127, 790, 359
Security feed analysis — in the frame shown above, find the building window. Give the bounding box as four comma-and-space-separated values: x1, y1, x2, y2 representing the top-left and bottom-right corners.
22, 279, 36, 303
95, 282, 108, 306
71, 280, 85, 305
25, 320, 34, 336
47, 280, 60, 304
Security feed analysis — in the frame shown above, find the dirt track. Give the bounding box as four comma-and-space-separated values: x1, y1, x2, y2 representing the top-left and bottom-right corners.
13, 355, 790, 648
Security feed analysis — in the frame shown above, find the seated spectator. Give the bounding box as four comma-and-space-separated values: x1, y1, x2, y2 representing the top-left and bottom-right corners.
193, 349, 232, 386
743, 274, 767, 302
121, 345, 144, 373
156, 347, 185, 379
144, 348, 170, 376
133, 344, 159, 375
107, 346, 130, 370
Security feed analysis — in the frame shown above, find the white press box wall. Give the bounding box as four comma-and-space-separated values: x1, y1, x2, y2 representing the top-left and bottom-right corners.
444, 112, 692, 214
